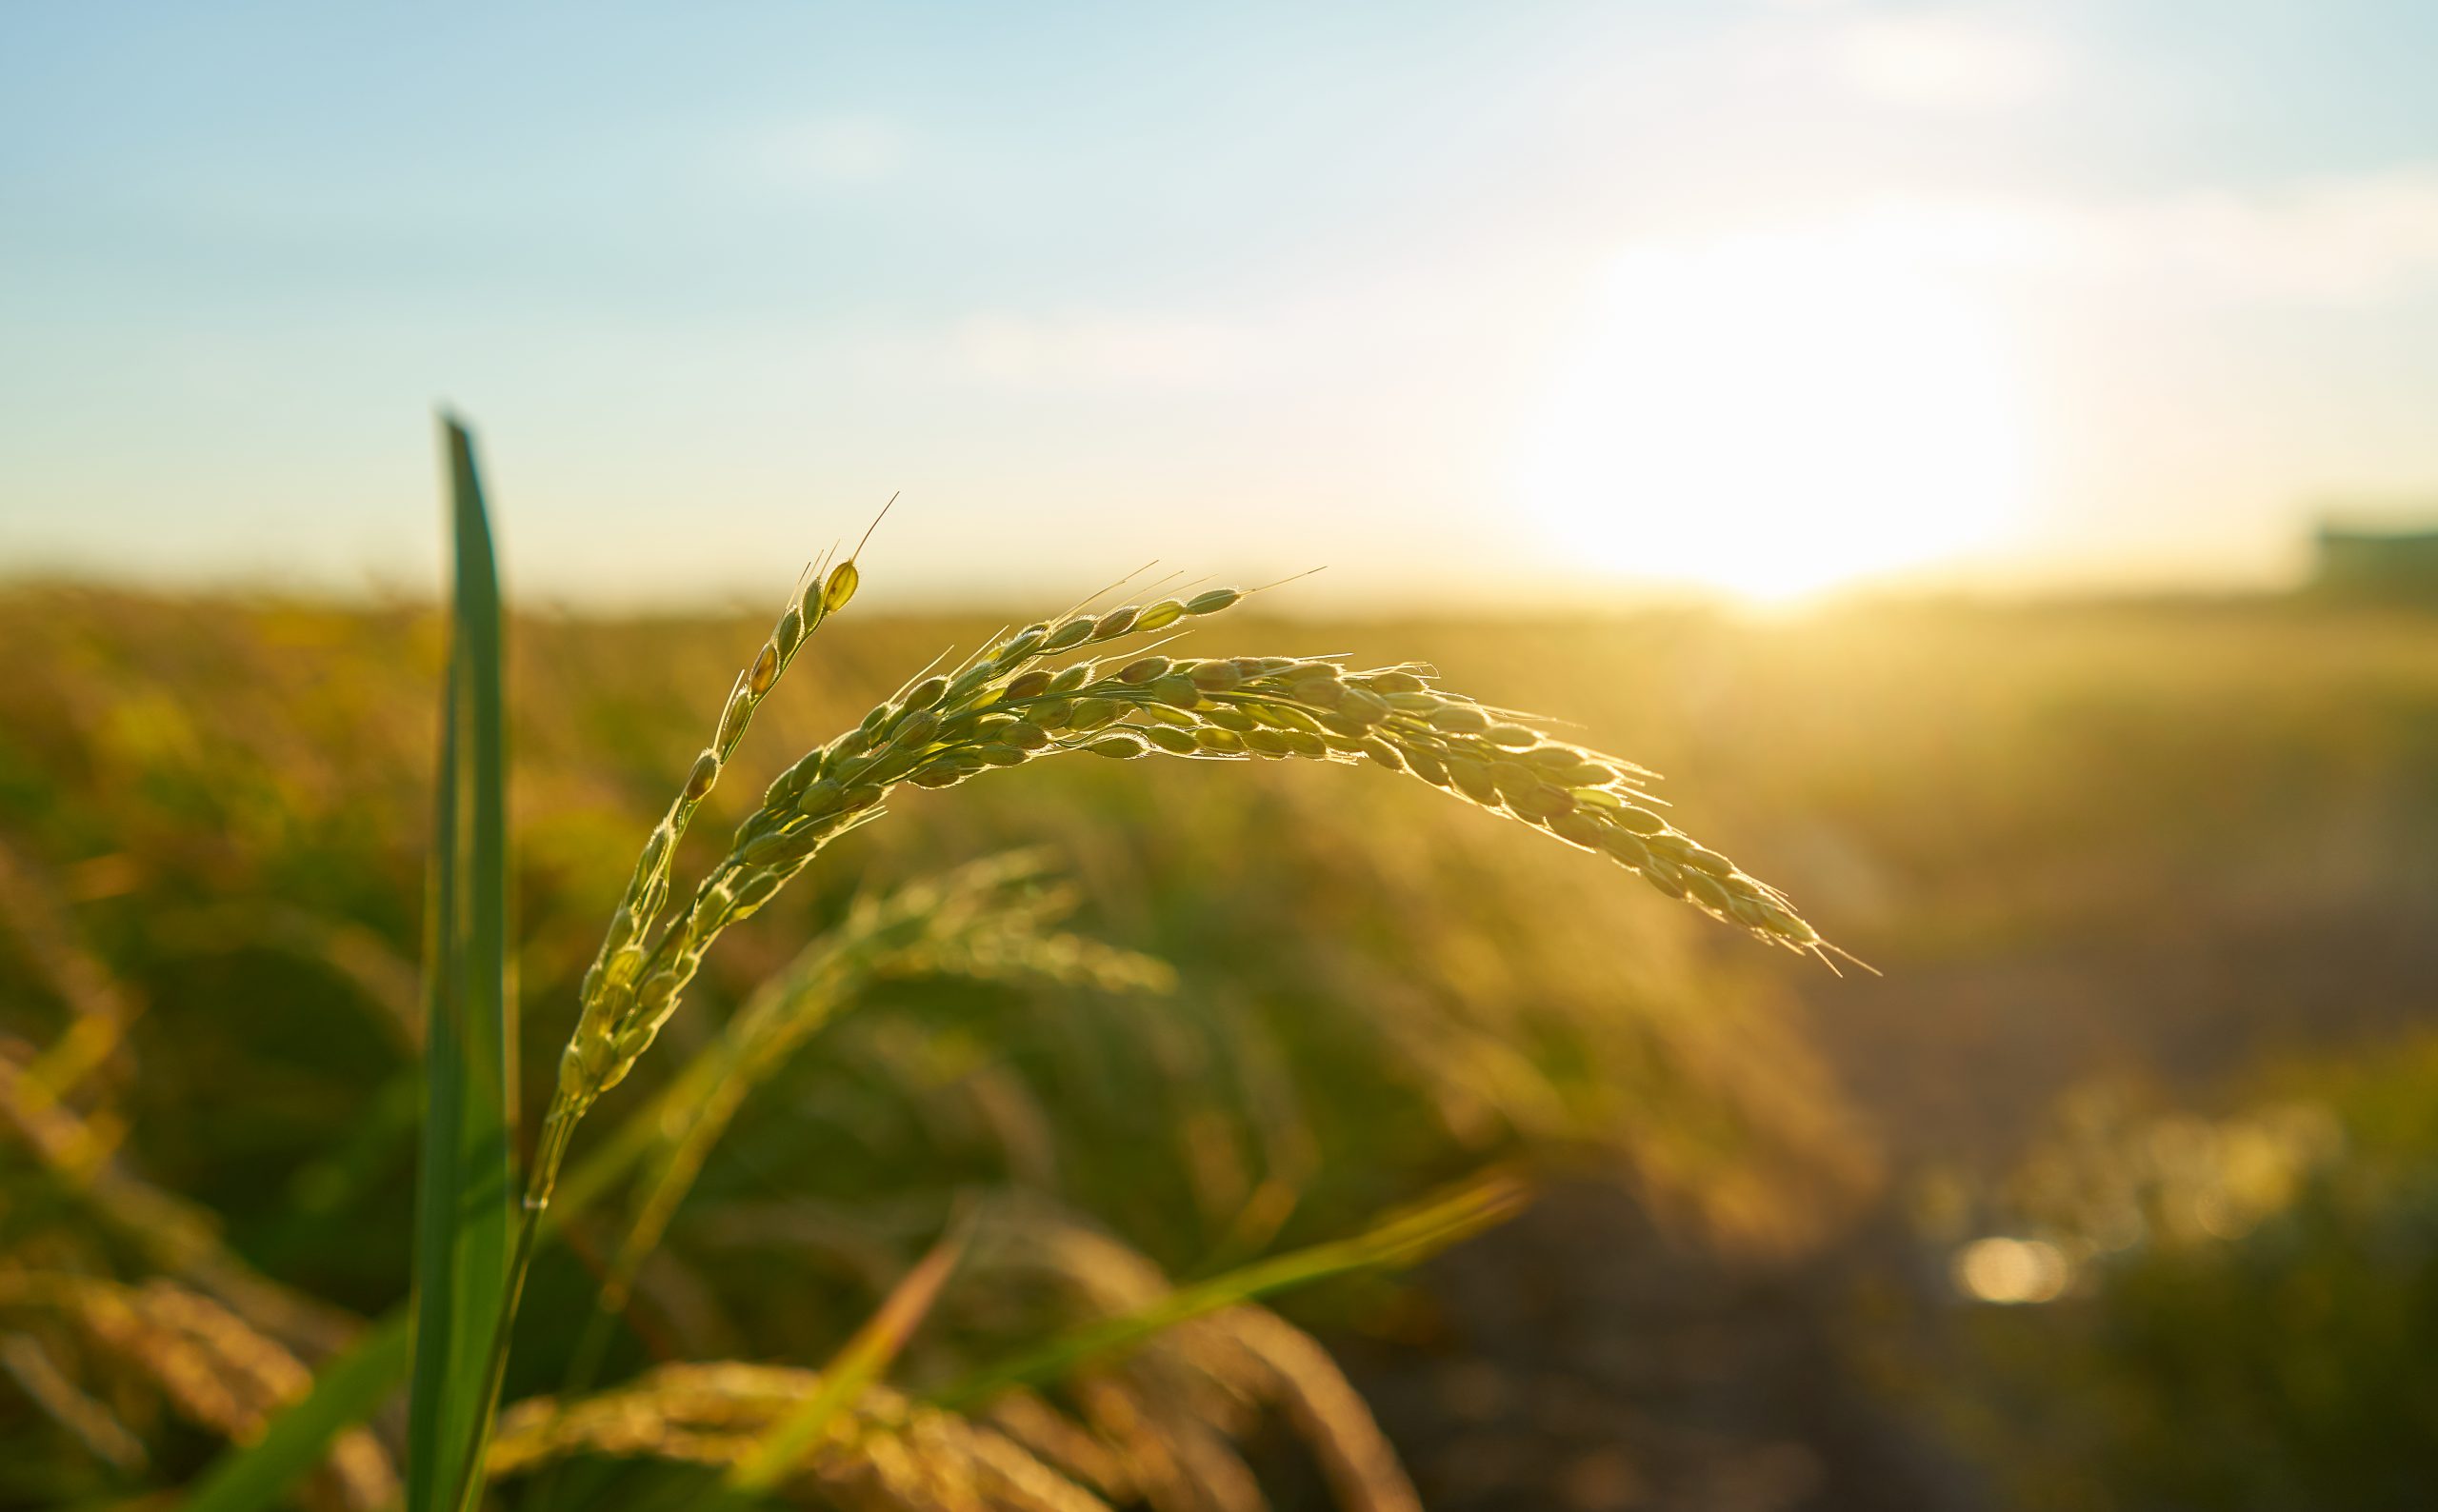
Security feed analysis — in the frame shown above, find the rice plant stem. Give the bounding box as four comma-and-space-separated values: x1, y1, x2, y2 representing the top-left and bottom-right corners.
444, 1102, 578, 1512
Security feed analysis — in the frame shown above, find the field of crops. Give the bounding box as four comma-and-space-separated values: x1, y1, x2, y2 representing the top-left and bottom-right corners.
6, 580, 2437, 1510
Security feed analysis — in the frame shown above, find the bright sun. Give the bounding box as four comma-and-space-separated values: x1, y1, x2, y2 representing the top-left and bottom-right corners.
1515, 222, 2030, 604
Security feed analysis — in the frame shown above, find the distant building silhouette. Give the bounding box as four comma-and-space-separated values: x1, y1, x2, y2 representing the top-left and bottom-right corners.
2312, 520, 2438, 600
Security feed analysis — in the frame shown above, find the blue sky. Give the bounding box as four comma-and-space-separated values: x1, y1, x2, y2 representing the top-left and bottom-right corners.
6, 1, 2437, 605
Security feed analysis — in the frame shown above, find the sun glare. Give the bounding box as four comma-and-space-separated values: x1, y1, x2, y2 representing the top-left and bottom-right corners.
1516, 222, 2031, 604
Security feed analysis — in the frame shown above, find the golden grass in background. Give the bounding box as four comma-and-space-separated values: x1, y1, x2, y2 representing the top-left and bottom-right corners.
5, 586, 2438, 1507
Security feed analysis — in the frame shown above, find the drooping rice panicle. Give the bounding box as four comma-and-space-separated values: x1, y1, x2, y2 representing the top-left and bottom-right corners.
488, 1362, 1109, 1512
0, 1272, 397, 1510
550, 579, 1836, 1133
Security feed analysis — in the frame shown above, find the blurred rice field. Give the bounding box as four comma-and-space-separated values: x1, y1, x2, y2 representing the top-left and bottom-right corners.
6, 586, 2437, 1509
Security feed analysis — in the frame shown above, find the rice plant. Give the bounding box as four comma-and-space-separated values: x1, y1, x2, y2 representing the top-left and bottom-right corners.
395, 416, 1835, 1509
1, 418, 1836, 1510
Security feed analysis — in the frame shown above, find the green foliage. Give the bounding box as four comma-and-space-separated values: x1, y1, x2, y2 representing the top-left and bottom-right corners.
929, 1170, 1526, 1413
405, 418, 516, 1512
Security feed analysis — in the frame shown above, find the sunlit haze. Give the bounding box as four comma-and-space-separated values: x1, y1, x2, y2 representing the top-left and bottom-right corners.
5, 2, 2437, 607
1517, 219, 2030, 603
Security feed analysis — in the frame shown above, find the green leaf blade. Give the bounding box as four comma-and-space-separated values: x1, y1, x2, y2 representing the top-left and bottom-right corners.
405, 415, 516, 1512
930, 1170, 1529, 1413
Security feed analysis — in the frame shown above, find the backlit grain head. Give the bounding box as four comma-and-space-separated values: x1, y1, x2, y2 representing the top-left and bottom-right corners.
1042, 618, 1094, 651
553, 547, 1843, 1189
821, 557, 860, 612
